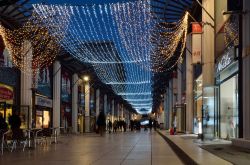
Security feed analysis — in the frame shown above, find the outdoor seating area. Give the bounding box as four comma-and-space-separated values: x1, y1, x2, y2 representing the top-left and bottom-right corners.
0, 127, 63, 155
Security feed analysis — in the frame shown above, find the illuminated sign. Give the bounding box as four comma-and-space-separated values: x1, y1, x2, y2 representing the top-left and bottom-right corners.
0, 83, 13, 104
217, 53, 232, 73
216, 47, 235, 73
192, 23, 202, 33
192, 23, 202, 64
35, 95, 52, 108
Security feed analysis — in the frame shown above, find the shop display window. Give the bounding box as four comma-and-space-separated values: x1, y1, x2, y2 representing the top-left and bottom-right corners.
220, 75, 238, 139
43, 111, 50, 128
20, 106, 29, 129
36, 111, 43, 128
35, 109, 51, 129
202, 86, 218, 140
194, 75, 203, 134
0, 109, 3, 117
0, 103, 12, 127
6, 107, 12, 124
194, 97, 202, 134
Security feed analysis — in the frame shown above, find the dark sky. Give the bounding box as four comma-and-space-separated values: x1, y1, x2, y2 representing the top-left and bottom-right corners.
30, 0, 134, 5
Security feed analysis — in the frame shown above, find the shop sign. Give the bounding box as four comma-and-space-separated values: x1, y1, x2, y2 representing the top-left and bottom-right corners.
0, 83, 13, 101
35, 95, 52, 108
34, 67, 52, 97
192, 23, 202, 33
36, 110, 43, 116
216, 47, 235, 73
192, 23, 202, 64
192, 50, 201, 64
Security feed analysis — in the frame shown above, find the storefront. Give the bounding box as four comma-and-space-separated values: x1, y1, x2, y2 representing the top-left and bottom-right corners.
34, 95, 52, 128
61, 69, 72, 129
0, 83, 14, 124
33, 67, 53, 129
193, 75, 202, 134
215, 46, 239, 139
194, 76, 218, 140
0, 35, 19, 126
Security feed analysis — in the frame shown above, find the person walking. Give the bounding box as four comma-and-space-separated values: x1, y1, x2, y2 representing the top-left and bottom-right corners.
9, 110, 23, 140
173, 115, 177, 135
0, 113, 8, 132
130, 120, 134, 131
113, 120, 117, 132
97, 111, 106, 136
108, 119, 112, 133
153, 119, 157, 131
123, 120, 127, 132
148, 118, 153, 132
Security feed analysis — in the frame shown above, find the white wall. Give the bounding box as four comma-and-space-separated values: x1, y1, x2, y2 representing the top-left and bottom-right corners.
186, 34, 194, 133
202, 0, 215, 87
53, 61, 61, 129
20, 41, 33, 129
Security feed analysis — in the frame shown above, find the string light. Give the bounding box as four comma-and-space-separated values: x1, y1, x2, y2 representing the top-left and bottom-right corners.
224, 15, 239, 47
125, 98, 152, 102
118, 92, 151, 96
30, 0, 190, 113
0, 12, 67, 74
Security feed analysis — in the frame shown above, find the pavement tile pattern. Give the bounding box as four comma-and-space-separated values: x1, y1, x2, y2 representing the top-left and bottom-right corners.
1, 131, 182, 165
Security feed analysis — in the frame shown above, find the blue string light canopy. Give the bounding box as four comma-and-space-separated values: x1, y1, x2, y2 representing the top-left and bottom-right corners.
30, 0, 189, 114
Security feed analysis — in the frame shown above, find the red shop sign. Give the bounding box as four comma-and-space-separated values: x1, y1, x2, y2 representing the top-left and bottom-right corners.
0, 86, 13, 100
192, 23, 202, 33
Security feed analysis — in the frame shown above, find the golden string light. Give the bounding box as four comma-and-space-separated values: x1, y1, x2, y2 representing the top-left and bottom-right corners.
224, 15, 239, 47
0, 12, 66, 74
150, 12, 189, 72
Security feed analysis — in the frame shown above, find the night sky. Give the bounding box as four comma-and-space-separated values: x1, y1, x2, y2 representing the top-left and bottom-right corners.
30, 0, 135, 5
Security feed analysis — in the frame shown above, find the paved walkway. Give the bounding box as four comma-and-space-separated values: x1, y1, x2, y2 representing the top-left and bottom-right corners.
1, 131, 182, 165
1, 131, 234, 165
158, 130, 232, 165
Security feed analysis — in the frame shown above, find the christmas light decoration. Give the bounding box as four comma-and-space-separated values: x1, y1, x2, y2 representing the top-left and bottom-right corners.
224, 15, 239, 47
0, 12, 67, 74
29, 0, 189, 113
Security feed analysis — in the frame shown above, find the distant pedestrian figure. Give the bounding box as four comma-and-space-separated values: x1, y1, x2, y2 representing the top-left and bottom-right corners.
97, 111, 106, 136
123, 120, 127, 132
130, 120, 134, 131
173, 116, 177, 135
153, 119, 157, 131
148, 118, 153, 132
170, 124, 175, 135
9, 110, 23, 140
108, 119, 112, 133
0, 113, 8, 132
113, 120, 118, 132
118, 120, 122, 131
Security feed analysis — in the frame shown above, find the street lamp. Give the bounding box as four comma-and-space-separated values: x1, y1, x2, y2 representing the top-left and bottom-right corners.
83, 75, 89, 82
